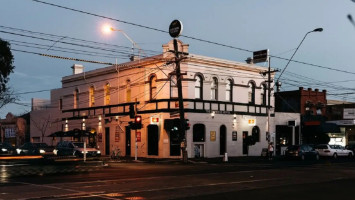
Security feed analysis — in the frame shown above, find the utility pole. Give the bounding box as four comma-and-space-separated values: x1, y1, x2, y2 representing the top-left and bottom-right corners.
169, 20, 188, 163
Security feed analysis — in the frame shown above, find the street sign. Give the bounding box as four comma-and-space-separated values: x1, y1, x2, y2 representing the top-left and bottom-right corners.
253, 49, 269, 63
169, 20, 183, 38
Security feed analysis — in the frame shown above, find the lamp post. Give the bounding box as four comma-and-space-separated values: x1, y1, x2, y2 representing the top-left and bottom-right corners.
102, 25, 143, 61
276, 28, 323, 91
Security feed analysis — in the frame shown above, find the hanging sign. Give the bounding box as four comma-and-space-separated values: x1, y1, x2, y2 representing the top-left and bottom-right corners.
169, 20, 183, 38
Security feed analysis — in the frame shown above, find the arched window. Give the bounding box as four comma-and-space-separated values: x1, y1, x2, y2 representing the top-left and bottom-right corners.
104, 83, 110, 105
252, 126, 260, 142
226, 79, 233, 102
126, 80, 131, 102
195, 75, 203, 99
211, 77, 218, 100
74, 88, 79, 109
261, 84, 267, 106
150, 75, 157, 100
248, 82, 255, 104
193, 124, 205, 142
170, 74, 178, 98
89, 86, 95, 107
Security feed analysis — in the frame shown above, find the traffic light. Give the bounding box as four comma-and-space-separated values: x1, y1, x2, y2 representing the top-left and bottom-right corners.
129, 115, 142, 130
129, 104, 135, 119
185, 119, 190, 130
134, 115, 142, 129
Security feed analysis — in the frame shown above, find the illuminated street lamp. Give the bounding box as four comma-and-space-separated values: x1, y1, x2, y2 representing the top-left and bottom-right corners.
276, 28, 323, 91
102, 24, 142, 60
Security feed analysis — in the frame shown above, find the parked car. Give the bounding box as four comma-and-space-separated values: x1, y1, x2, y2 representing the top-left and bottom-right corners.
54, 141, 101, 157
16, 142, 48, 155
284, 144, 319, 160
345, 144, 355, 154
0, 142, 16, 155
315, 144, 353, 158
33, 143, 54, 156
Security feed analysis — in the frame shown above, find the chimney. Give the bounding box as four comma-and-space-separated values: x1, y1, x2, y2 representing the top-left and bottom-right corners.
299, 87, 304, 91
307, 88, 312, 91
71, 64, 84, 75
315, 89, 319, 92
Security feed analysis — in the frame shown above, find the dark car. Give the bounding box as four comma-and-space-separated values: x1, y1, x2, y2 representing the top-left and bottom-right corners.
0, 142, 16, 155
33, 143, 54, 156
285, 144, 319, 160
16, 142, 41, 155
345, 144, 355, 155
54, 141, 101, 157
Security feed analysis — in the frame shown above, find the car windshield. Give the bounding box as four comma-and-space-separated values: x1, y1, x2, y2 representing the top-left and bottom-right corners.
73, 143, 85, 148
0, 143, 12, 148
287, 146, 299, 150
316, 145, 328, 149
33, 143, 48, 148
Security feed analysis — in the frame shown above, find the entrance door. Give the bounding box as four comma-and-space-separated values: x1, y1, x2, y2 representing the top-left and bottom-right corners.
243, 131, 248, 155
105, 127, 110, 155
170, 130, 181, 156
220, 125, 226, 155
125, 126, 131, 156
148, 125, 159, 155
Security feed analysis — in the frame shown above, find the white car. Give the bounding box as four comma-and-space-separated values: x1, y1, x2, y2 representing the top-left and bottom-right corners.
315, 144, 353, 158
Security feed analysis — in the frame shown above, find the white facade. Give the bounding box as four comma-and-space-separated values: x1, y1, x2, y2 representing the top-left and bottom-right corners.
30, 40, 276, 158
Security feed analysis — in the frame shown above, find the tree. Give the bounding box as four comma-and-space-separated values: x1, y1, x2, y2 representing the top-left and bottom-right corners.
31, 113, 51, 143
0, 38, 15, 109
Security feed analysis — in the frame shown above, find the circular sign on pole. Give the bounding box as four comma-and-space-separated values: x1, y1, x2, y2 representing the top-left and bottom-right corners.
169, 20, 183, 38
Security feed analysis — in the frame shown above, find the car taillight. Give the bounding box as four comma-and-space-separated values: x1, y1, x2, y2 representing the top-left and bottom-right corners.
324, 150, 330, 153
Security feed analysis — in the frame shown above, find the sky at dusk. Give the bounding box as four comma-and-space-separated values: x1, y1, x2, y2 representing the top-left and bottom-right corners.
1, 0, 355, 118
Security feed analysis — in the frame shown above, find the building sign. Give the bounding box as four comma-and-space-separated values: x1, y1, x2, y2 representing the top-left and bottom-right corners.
210, 131, 216, 141
5, 128, 16, 138
253, 49, 269, 63
150, 116, 160, 124
344, 108, 355, 119
115, 126, 120, 142
232, 131, 237, 141
136, 131, 141, 142
248, 119, 256, 126
169, 20, 183, 38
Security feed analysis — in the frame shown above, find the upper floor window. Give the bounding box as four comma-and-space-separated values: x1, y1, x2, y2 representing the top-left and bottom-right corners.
211, 77, 218, 100
59, 98, 63, 110
248, 82, 255, 104
126, 80, 131, 102
226, 79, 233, 102
74, 88, 79, 109
170, 74, 178, 98
89, 86, 95, 107
261, 84, 267, 105
195, 75, 203, 99
105, 83, 110, 105
150, 75, 157, 100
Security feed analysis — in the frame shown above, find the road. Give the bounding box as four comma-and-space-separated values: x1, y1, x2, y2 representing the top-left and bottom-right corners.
1, 158, 355, 199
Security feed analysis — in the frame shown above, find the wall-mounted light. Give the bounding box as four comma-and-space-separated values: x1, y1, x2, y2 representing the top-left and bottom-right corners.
211, 111, 215, 119
98, 115, 102, 126
115, 116, 119, 122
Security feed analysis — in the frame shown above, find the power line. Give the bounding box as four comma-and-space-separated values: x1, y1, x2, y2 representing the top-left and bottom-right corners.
31, 0, 355, 76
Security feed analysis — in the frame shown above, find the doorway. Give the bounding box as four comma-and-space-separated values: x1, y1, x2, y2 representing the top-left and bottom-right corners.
170, 129, 181, 156
243, 131, 248, 155
148, 125, 159, 155
125, 126, 131, 156
220, 125, 226, 155
105, 127, 110, 155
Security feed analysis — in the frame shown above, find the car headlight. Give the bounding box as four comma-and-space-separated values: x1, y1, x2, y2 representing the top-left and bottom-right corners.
97, 150, 101, 154
81, 151, 84, 154
16, 148, 22, 154
53, 149, 58, 155
1, 148, 7, 152
40, 149, 45, 154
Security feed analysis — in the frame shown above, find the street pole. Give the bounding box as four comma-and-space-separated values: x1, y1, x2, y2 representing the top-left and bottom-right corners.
135, 98, 138, 161
173, 39, 187, 163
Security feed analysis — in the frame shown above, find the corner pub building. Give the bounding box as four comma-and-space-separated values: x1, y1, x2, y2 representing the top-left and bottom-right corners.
34, 40, 276, 158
